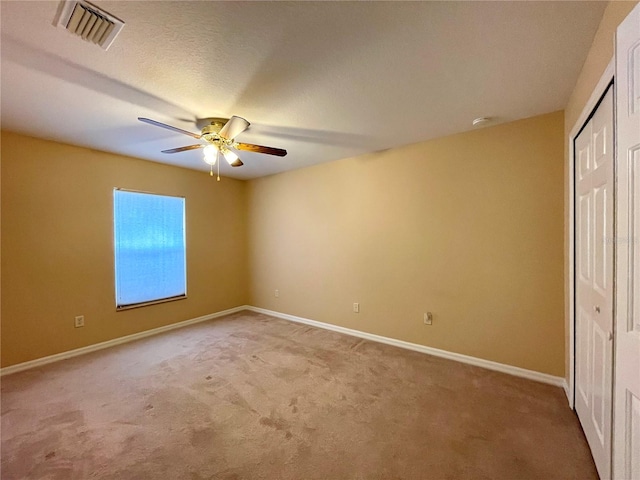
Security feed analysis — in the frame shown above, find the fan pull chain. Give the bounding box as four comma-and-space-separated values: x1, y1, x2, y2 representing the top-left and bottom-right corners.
217, 151, 221, 181
210, 164, 213, 176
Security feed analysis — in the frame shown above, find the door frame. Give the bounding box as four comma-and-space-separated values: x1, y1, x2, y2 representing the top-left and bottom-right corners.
567, 59, 614, 411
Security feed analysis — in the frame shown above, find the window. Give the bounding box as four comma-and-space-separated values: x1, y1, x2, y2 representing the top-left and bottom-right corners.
113, 189, 186, 309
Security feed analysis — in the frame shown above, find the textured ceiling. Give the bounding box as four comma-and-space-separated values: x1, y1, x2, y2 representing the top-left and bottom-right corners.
1, 1, 606, 180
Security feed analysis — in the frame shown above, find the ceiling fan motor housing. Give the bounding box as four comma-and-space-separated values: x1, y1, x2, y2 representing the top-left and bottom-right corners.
199, 118, 233, 146
196, 117, 228, 132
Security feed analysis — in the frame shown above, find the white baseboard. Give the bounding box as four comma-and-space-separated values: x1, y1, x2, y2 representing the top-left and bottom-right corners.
248, 306, 566, 388
0, 305, 248, 377
563, 379, 572, 407
2, 305, 566, 388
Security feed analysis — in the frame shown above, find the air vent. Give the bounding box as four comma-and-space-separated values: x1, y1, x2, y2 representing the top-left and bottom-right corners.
56, 1, 124, 50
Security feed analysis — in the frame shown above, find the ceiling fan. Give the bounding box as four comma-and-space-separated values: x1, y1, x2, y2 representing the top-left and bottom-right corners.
138, 116, 287, 179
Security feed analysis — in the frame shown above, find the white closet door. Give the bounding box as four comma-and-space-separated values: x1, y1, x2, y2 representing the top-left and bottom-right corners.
613, 4, 640, 479
575, 86, 614, 480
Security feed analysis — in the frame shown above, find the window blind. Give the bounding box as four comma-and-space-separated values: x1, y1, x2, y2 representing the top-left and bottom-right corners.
114, 189, 186, 309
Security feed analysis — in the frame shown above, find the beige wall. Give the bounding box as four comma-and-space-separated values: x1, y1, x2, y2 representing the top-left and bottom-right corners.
1, 131, 249, 367
563, 0, 638, 380
248, 111, 565, 376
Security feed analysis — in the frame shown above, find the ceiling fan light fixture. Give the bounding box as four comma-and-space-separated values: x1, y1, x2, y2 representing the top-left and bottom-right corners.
222, 148, 239, 165
203, 156, 217, 166
203, 145, 217, 165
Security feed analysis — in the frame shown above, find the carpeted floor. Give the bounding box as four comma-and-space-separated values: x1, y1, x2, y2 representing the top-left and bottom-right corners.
1, 310, 596, 479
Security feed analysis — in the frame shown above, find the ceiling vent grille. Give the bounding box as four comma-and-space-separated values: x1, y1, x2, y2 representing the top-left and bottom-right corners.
56, 1, 124, 50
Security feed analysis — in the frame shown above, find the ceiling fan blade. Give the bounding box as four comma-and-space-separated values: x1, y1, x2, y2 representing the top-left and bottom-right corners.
161, 144, 204, 154
219, 115, 250, 140
235, 142, 287, 157
138, 117, 201, 139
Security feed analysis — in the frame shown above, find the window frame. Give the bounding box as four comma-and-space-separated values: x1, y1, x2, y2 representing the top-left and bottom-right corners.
113, 188, 187, 311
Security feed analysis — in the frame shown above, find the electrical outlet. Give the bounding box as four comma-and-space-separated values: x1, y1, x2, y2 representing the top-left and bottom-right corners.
275, 289, 279, 298
424, 312, 433, 325
353, 303, 360, 313
74, 315, 85, 328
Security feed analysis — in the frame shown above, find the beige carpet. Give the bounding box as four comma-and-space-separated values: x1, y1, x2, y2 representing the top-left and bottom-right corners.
1, 310, 596, 479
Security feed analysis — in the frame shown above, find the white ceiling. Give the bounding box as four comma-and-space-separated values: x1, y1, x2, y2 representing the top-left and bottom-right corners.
1, 1, 606, 180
